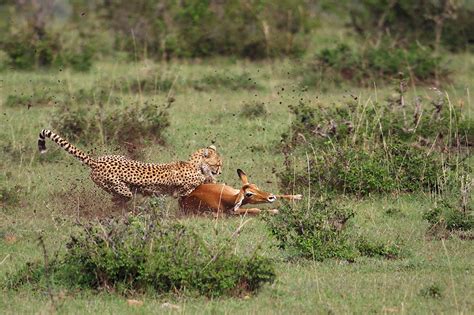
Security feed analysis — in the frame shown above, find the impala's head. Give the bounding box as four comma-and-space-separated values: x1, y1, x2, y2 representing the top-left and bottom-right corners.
188, 145, 223, 181
234, 169, 276, 211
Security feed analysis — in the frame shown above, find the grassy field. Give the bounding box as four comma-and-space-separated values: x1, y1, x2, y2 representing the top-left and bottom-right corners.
1, 55, 473, 314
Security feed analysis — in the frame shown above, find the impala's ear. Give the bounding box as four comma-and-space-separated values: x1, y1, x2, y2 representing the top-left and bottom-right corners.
208, 145, 216, 151
203, 148, 209, 158
237, 169, 248, 185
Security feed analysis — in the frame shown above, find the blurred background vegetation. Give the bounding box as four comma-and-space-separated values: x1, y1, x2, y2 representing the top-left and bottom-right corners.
0, 0, 472, 73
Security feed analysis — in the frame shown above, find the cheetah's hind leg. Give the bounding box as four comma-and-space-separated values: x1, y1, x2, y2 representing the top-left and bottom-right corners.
111, 194, 131, 208
91, 174, 133, 208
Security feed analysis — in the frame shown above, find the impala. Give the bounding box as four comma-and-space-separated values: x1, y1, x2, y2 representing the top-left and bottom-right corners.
179, 169, 302, 215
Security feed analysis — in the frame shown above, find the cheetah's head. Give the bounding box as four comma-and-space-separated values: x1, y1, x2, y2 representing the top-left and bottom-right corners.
188, 145, 222, 182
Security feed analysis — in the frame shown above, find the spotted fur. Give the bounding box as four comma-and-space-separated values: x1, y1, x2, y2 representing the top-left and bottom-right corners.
38, 129, 222, 203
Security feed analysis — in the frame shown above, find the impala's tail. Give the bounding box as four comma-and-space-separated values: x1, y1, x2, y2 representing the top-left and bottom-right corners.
38, 129, 96, 166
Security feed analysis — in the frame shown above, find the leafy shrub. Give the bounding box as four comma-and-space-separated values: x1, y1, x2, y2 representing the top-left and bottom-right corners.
384, 207, 405, 218
1, 137, 44, 163
6, 215, 276, 297
4, 93, 56, 108
278, 89, 470, 196
6, 86, 120, 109
5, 261, 46, 288
423, 184, 473, 237
349, 0, 474, 52
0, 2, 105, 72
51, 100, 170, 152
102, 101, 171, 146
355, 237, 403, 259
264, 197, 404, 261
101, 70, 180, 95
129, 77, 175, 94
457, 118, 474, 147
420, 283, 444, 299
0, 50, 11, 71
70, 88, 120, 105
265, 198, 357, 261
0, 23, 95, 71
102, 0, 312, 59
51, 106, 99, 145
240, 101, 269, 119
0, 175, 23, 211
324, 86, 468, 147
302, 43, 446, 88
192, 73, 263, 91
279, 142, 447, 196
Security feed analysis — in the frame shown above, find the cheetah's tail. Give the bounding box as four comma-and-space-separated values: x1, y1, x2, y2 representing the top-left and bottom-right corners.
38, 129, 96, 166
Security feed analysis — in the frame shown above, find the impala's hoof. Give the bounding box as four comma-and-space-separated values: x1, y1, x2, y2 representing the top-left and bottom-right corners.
293, 194, 303, 200
268, 209, 279, 214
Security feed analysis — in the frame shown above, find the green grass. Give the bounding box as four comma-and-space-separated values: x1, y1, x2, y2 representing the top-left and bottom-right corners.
1, 56, 473, 313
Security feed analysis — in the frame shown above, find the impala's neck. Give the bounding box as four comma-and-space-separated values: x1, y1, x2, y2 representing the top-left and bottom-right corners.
232, 189, 248, 212
212, 186, 242, 209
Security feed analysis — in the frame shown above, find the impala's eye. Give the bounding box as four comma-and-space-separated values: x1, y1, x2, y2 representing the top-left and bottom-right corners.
245, 192, 254, 198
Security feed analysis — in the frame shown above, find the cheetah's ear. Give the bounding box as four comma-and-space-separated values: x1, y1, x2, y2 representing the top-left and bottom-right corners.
208, 145, 216, 151
203, 148, 209, 157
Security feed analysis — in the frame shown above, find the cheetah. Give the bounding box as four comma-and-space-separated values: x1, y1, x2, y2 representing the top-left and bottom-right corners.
37, 129, 222, 205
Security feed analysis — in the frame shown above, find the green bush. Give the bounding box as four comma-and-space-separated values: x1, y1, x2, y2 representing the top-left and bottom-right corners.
0, 3, 102, 72
302, 43, 446, 88
192, 73, 263, 91
129, 77, 175, 94
51, 106, 99, 145
384, 207, 405, 218
102, 101, 170, 146
264, 197, 404, 261
0, 50, 11, 71
286, 87, 471, 148
0, 175, 23, 211
279, 102, 450, 195
4, 93, 56, 108
70, 88, 120, 105
420, 283, 444, 299
0, 24, 95, 71
279, 143, 446, 196
265, 198, 357, 261
423, 190, 473, 235
101, 71, 180, 95
278, 89, 470, 196
51, 100, 170, 151
457, 118, 474, 147
1, 137, 42, 163
240, 101, 269, 119
5, 85, 119, 108
6, 215, 276, 297
102, 0, 312, 59
355, 237, 403, 259
349, 0, 474, 52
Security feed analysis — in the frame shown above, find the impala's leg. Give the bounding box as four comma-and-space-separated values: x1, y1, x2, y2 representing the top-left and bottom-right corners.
233, 207, 261, 215
178, 197, 186, 215
233, 208, 279, 215
211, 204, 226, 218
275, 194, 303, 201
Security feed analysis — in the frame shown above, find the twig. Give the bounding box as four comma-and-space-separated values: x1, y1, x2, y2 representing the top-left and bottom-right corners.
374, 0, 397, 46
0, 254, 10, 265
203, 219, 252, 270
399, 79, 408, 130
441, 239, 459, 311
38, 234, 57, 313
231, 218, 252, 238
